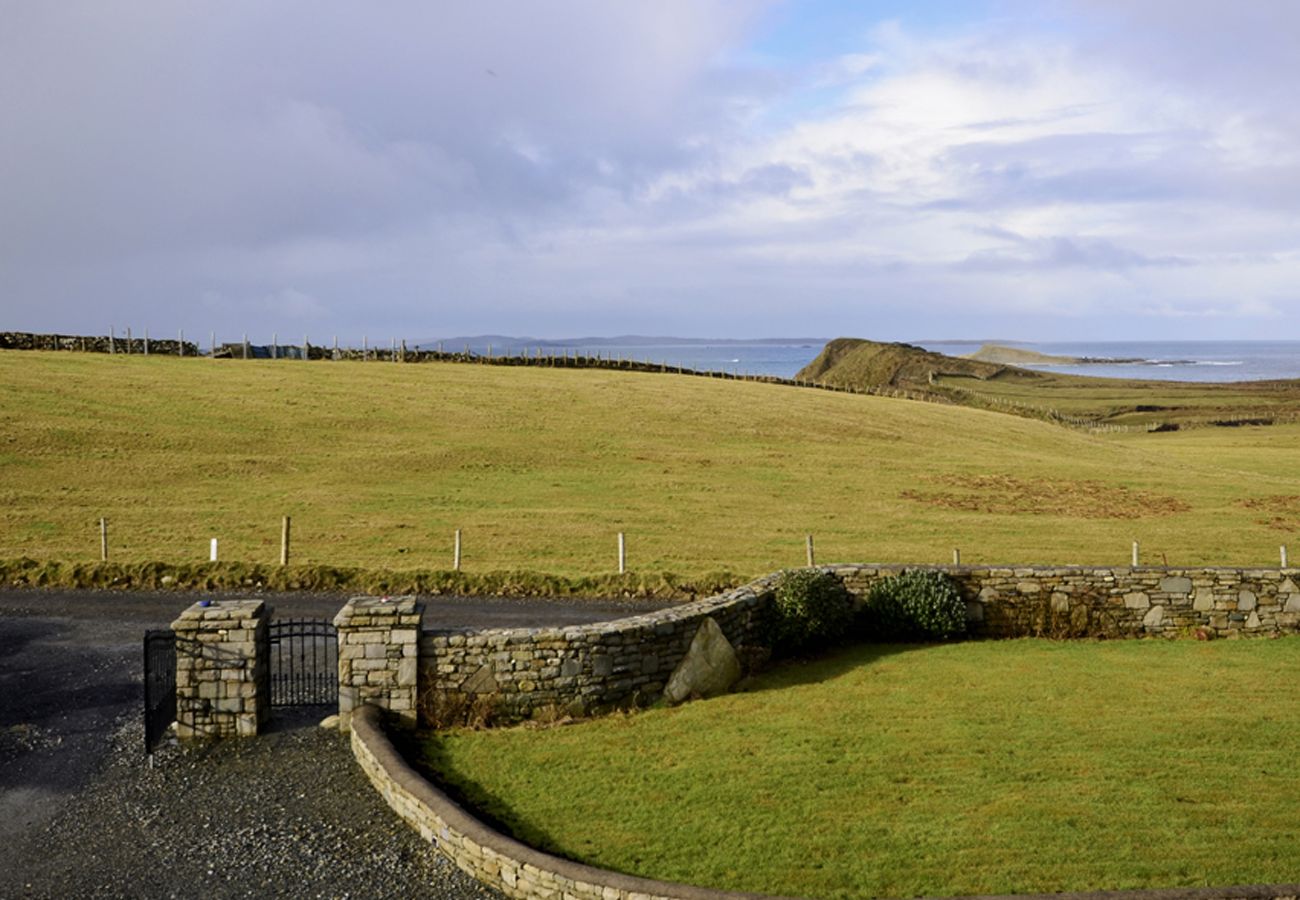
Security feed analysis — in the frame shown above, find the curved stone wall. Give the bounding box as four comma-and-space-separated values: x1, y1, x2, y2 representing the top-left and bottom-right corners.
420, 577, 776, 722
418, 563, 1300, 722
348, 704, 788, 900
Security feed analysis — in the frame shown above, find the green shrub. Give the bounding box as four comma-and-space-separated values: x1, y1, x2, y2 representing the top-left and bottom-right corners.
771, 568, 854, 655
863, 570, 966, 641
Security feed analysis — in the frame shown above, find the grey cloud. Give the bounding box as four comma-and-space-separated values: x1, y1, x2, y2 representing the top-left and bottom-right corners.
956, 236, 1192, 272
0, 1, 776, 335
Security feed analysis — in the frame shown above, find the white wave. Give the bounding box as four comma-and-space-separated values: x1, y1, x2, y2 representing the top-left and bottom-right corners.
1199, 360, 1243, 366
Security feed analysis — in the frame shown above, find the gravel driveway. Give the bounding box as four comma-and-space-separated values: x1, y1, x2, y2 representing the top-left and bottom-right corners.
0, 589, 669, 899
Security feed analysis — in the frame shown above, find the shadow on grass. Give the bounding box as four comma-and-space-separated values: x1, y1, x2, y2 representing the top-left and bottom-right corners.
736, 638, 942, 696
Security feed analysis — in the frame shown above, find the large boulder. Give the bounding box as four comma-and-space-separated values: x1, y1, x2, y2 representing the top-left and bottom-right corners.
663, 617, 742, 705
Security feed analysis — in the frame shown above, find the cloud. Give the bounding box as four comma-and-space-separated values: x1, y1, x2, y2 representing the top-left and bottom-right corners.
2, 1, 1299, 341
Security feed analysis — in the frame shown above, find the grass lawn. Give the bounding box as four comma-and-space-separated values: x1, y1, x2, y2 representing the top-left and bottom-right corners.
2, 351, 1299, 577
421, 639, 1300, 898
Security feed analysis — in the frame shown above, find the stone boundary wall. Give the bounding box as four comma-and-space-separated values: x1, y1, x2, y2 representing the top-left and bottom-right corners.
0, 331, 199, 355
348, 704, 789, 900
419, 579, 776, 721
827, 564, 1300, 640
418, 564, 1300, 722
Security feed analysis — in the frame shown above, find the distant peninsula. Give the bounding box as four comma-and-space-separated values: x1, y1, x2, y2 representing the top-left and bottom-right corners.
963, 344, 1149, 366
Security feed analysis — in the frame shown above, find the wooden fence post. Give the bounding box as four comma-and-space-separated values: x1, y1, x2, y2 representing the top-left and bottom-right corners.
953, 548, 961, 565
280, 516, 291, 566
805, 534, 815, 567
100, 517, 108, 562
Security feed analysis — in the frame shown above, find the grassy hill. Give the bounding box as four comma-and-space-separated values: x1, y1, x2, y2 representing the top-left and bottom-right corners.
1, 350, 1298, 581
797, 337, 1300, 430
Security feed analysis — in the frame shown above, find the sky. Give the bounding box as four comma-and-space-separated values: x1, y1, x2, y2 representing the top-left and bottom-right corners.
3, 0, 1299, 343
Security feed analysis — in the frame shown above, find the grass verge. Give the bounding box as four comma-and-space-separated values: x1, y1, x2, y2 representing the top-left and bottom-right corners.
420, 638, 1300, 899
0, 557, 740, 599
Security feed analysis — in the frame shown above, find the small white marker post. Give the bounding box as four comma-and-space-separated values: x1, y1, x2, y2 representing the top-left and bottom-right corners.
806, 534, 815, 567
242, 334, 249, 359
1132, 540, 1140, 567
303, 335, 309, 361
453, 529, 462, 571
953, 548, 961, 565
109, 326, 115, 354
100, 517, 108, 562
210, 331, 216, 355
618, 532, 626, 574
126, 327, 132, 355
143, 328, 149, 356
272, 332, 277, 360
281, 516, 291, 566
1283, 545, 1290, 568
210, 538, 219, 562
178, 329, 184, 357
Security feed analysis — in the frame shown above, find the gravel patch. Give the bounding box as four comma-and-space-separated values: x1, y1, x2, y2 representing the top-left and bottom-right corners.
2, 710, 503, 899
1, 588, 672, 900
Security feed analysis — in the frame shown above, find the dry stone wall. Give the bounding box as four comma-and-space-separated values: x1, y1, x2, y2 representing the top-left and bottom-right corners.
416, 564, 1300, 723
830, 564, 1300, 639
0, 331, 199, 355
419, 581, 775, 722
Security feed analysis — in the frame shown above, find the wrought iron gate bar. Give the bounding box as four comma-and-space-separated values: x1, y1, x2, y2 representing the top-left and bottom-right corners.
268, 618, 338, 707
143, 629, 177, 754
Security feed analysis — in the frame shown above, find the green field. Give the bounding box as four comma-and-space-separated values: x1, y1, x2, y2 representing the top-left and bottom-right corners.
2, 350, 1298, 578
422, 639, 1300, 898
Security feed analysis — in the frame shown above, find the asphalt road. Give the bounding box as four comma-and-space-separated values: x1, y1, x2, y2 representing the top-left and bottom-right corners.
0, 588, 668, 898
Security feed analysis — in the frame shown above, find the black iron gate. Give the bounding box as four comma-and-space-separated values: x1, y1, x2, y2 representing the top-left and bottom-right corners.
269, 618, 338, 707
143, 629, 176, 754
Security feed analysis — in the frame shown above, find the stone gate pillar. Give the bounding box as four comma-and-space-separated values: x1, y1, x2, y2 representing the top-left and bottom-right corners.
334, 596, 422, 732
171, 599, 269, 740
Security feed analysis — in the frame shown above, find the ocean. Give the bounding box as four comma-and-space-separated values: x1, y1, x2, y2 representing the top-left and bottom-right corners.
439, 338, 1300, 383
918, 341, 1300, 383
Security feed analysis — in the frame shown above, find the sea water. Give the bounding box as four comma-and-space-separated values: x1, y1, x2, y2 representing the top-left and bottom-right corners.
919, 341, 1300, 383
442, 338, 1300, 383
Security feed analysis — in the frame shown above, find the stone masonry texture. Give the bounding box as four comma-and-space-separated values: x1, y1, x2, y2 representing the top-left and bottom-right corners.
171, 599, 269, 740
415, 565, 1300, 723
335, 596, 423, 732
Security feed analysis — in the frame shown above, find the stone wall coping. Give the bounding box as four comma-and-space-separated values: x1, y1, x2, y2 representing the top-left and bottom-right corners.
335, 595, 418, 626
420, 562, 1299, 643
171, 599, 265, 629
349, 704, 795, 900
423, 579, 776, 641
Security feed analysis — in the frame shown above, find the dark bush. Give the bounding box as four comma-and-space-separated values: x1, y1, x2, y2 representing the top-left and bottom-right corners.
862, 570, 966, 641
771, 568, 854, 655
